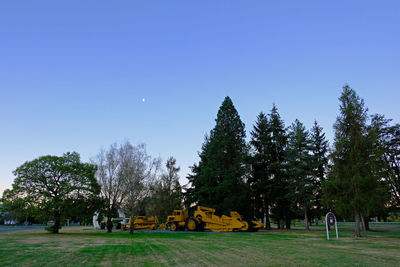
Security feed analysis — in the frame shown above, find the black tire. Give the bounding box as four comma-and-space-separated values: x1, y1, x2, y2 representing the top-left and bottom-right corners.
197, 222, 205, 232
185, 218, 198, 231
170, 222, 178, 231
246, 219, 254, 232
195, 215, 205, 232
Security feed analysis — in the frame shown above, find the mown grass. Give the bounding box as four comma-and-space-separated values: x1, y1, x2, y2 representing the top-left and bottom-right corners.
0, 224, 399, 266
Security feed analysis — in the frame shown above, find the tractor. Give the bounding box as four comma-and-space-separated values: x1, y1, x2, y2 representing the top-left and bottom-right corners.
121, 216, 159, 231
164, 210, 189, 231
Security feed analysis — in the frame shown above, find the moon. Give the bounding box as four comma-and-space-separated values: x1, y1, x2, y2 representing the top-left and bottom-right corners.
142, 98, 146, 103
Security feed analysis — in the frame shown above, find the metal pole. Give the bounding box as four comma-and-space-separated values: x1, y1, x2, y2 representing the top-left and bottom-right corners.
334, 214, 339, 240
325, 213, 330, 240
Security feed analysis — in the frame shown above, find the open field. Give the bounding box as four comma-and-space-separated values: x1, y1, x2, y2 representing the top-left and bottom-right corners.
1, 224, 399, 267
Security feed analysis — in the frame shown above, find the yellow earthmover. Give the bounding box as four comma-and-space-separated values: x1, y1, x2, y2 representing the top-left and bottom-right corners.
229, 211, 264, 232
121, 216, 159, 231
164, 210, 188, 231
186, 206, 264, 232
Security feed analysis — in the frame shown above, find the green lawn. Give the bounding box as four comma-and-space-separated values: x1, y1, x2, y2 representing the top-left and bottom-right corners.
1, 224, 399, 266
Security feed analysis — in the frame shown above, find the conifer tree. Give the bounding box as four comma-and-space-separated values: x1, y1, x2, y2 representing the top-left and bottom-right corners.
250, 112, 273, 229
324, 85, 387, 237
309, 121, 329, 223
188, 97, 250, 215
267, 104, 289, 228
286, 119, 313, 230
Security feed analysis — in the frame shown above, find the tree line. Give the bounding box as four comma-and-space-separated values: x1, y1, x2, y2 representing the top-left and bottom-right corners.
1, 85, 399, 237
1, 144, 183, 234
187, 85, 400, 237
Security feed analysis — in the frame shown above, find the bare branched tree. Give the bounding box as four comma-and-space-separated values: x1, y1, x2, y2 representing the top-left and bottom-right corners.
119, 143, 161, 234
94, 143, 127, 233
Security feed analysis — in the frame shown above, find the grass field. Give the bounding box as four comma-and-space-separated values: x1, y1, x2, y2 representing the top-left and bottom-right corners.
1, 224, 399, 266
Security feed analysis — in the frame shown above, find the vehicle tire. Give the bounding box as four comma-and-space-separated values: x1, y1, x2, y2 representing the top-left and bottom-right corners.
195, 215, 205, 232
240, 221, 249, 232
170, 222, 178, 231
198, 222, 205, 232
246, 219, 254, 232
185, 218, 198, 231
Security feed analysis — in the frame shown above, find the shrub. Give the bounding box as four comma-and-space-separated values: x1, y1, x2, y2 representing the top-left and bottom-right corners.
45, 225, 61, 233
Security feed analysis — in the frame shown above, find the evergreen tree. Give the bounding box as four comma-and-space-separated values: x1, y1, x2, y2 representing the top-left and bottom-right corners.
250, 112, 273, 229
286, 120, 313, 230
188, 96, 250, 215
267, 104, 289, 228
309, 121, 329, 223
324, 85, 387, 237
371, 114, 400, 209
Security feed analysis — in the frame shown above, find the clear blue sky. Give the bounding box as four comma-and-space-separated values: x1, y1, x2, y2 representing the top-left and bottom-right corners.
1, 1, 399, 194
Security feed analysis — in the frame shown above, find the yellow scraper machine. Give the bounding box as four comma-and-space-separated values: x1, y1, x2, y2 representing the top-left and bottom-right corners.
165, 206, 264, 232
121, 216, 159, 231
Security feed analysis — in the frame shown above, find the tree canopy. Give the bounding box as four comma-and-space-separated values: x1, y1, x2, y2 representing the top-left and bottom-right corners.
324, 85, 388, 237
188, 96, 250, 215
7, 152, 100, 233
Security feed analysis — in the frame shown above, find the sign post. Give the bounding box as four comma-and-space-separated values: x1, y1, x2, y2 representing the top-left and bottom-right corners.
325, 212, 338, 240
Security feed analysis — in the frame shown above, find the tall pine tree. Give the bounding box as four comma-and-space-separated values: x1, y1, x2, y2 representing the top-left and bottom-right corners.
188, 97, 250, 215
309, 121, 329, 223
250, 112, 274, 229
267, 104, 290, 229
286, 119, 314, 230
325, 85, 387, 237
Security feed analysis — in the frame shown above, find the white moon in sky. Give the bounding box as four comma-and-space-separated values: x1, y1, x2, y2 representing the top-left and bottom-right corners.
142, 98, 146, 103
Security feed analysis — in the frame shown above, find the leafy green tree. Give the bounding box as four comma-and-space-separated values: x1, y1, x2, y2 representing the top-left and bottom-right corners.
188, 96, 250, 215
309, 121, 329, 223
286, 119, 313, 230
324, 85, 388, 237
10, 152, 100, 233
1, 189, 32, 224
250, 112, 274, 229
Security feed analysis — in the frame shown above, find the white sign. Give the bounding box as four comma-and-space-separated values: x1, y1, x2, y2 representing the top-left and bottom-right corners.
325, 212, 339, 240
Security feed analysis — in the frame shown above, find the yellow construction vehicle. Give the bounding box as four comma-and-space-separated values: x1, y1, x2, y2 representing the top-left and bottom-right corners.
187, 206, 264, 232
164, 206, 264, 232
229, 211, 264, 232
121, 216, 159, 231
164, 210, 188, 231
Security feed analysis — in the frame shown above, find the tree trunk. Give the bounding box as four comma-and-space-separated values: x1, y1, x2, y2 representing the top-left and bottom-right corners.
304, 209, 310, 231
360, 213, 370, 231
265, 211, 271, 230
285, 216, 291, 229
360, 213, 366, 231
53, 212, 61, 234
354, 211, 361, 237
107, 216, 113, 233
277, 219, 281, 229
129, 212, 134, 235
